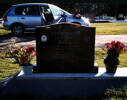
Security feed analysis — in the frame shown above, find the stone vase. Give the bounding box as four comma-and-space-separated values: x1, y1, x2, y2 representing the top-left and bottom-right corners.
104, 50, 120, 73
21, 65, 33, 75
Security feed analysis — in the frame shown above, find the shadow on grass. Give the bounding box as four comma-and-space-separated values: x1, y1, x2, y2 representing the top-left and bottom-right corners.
0, 32, 36, 40
16, 32, 36, 43
0, 32, 36, 49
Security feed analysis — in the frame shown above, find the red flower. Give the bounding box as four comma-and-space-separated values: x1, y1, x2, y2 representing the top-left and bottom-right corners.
8, 46, 36, 66
111, 41, 116, 44
13, 49, 20, 54
24, 46, 35, 54
105, 41, 126, 53
20, 57, 27, 63
105, 43, 111, 48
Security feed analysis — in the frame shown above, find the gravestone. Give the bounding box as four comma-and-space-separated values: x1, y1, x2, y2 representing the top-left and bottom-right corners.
33, 23, 98, 73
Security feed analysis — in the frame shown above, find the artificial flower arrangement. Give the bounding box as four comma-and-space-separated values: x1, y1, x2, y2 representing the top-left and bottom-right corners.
7, 46, 36, 66
105, 41, 126, 56
104, 41, 126, 73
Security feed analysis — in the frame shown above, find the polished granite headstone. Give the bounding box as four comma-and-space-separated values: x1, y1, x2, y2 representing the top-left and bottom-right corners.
34, 23, 98, 73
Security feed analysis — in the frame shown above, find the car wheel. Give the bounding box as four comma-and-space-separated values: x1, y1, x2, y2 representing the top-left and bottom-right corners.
11, 24, 24, 37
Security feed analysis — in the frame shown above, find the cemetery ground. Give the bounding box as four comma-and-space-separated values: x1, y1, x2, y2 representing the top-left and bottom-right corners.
0, 23, 127, 99
1, 23, 127, 35
1, 46, 127, 99
92, 23, 127, 35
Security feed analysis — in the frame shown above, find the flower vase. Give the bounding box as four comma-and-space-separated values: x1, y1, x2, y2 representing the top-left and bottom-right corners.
21, 65, 33, 75
104, 50, 120, 73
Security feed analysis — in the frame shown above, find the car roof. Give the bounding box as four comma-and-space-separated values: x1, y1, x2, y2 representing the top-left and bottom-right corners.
12, 3, 52, 7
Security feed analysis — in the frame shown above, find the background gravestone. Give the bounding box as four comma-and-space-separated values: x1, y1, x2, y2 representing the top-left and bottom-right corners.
34, 23, 98, 73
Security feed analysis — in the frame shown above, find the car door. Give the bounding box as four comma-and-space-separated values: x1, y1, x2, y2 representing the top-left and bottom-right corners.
49, 5, 63, 20
40, 5, 54, 24
15, 5, 42, 30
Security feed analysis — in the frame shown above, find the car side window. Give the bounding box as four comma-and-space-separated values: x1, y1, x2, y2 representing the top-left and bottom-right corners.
15, 6, 40, 16
50, 5, 63, 16
41, 6, 52, 14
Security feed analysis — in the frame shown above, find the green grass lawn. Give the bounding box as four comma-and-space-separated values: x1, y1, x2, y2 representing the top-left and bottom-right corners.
0, 24, 2, 27
0, 29, 10, 35
0, 51, 20, 80
91, 23, 127, 35
0, 24, 11, 35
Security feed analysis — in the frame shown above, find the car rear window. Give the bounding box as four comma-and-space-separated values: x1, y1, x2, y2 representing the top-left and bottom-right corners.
15, 6, 40, 16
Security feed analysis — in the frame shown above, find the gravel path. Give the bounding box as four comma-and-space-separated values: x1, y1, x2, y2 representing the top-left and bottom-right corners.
95, 35, 127, 49
0, 34, 127, 50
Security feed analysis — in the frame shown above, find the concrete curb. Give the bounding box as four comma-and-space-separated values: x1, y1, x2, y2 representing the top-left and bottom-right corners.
1, 68, 127, 100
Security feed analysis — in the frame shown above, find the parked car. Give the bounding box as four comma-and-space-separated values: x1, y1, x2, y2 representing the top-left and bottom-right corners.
3, 3, 90, 36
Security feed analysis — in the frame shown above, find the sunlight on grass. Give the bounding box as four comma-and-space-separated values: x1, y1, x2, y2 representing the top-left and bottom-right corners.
0, 24, 11, 35
95, 50, 127, 67
95, 50, 106, 67
0, 29, 10, 35
0, 24, 3, 27
91, 23, 127, 35
0, 51, 20, 80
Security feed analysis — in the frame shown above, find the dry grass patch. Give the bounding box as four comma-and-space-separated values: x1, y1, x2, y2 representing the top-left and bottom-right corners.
91, 23, 127, 35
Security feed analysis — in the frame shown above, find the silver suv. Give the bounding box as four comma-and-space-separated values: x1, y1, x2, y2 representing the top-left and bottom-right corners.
3, 3, 90, 36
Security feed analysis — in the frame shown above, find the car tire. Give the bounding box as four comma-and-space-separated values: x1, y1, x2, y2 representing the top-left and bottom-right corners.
11, 24, 24, 37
